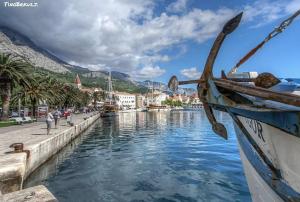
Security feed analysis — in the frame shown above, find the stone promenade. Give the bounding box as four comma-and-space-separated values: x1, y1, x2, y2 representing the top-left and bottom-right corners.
0, 113, 94, 156
0, 112, 100, 196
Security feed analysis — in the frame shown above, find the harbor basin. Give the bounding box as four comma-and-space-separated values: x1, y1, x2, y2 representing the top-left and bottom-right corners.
24, 110, 251, 202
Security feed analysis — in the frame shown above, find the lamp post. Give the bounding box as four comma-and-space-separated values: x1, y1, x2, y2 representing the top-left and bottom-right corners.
18, 92, 22, 117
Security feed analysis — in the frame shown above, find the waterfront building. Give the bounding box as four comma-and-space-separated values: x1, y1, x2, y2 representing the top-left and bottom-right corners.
170, 94, 183, 102
135, 94, 146, 109
146, 90, 169, 106
181, 94, 190, 104
189, 93, 203, 108
115, 92, 136, 109
170, 93, 193, 104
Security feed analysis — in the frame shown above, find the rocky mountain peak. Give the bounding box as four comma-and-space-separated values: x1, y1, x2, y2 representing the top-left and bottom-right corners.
0, 26, 70, 73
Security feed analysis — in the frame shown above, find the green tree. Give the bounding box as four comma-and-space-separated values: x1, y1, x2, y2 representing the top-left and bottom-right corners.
11, 74, 66, 116
81, 91, 91, 108
162, 99, 182, 107
60, 84, 83, 108
0, 54, 31, 120
22, 75, 56, 117
92, 91, 100, 108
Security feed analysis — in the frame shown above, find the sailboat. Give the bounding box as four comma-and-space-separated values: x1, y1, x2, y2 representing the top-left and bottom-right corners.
169, 10, 300, 202
147, 80, 169, 112
101, 71, 118, 117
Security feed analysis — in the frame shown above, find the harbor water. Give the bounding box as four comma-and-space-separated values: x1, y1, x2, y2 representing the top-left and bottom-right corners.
24, 110, 251, 202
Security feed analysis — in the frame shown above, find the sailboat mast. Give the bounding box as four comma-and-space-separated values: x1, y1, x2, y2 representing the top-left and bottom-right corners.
152, 80, 154, 105
108, 71, 113, 105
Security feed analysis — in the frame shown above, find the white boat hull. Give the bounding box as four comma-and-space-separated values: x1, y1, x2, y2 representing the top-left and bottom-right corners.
234, 116, 300, 201
238, 139, 283, 202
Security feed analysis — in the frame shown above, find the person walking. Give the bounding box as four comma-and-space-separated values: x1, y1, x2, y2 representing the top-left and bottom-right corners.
83, 107, 88, 120
46, 110, 54, 135
53, 108, 61, 129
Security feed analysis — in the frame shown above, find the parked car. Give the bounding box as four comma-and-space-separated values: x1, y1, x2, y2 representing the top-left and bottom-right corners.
10, 112, 19, 118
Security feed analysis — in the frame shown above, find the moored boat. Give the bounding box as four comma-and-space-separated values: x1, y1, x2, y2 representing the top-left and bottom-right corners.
169, 10, 300, 202
101, 102, 118, 117
147, 104, 170, 112
140, 107, 149, 112
101, 71, 119, 117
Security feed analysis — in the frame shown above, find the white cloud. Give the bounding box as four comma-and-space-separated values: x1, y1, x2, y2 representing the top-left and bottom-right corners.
166, 0, 188, 13
285, 0, 300, 13
243, 0, 300, 27
0, 0, 236, 78
134, 65, 166, 79
181, 67, 201, 79
0, 0, 298, 79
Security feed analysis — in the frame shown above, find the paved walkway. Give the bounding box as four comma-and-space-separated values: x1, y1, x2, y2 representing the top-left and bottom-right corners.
0, 113, 97, 157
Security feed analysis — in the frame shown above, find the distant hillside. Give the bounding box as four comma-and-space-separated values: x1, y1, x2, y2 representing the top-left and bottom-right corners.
137, 80, 168, 90
0, 26, 148, 93
82, 70, 132, 81
0, 26, 71, 73
137, 80, 196, 95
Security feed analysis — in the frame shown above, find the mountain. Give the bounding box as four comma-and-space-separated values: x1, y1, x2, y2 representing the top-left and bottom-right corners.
82, 70, 131, 81
137, 80, 196, 95
0, 26, 148, 93
0, 26, 94, 74
0, 27, 135, 80
137, 80, 168, 90
0, 27, 70, 73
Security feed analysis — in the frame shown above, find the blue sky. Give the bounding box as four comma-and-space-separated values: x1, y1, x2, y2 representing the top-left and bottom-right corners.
155, 0, 300, 83
1, 0, 300, 83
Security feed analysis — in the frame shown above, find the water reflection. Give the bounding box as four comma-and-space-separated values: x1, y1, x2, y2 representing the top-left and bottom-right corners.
25, 110, 250, 202
24, 122, 99, 188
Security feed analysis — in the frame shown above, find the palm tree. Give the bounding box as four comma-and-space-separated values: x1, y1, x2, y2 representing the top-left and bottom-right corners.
80, 91, 91, 108
41, 75, 66, 107
0, 54, 31, 120
92, 91, 101, 108
16, 74, 59, 117
60, 84, 83, 109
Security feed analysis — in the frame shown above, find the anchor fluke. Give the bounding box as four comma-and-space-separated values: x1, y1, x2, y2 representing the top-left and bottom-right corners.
213, 123, 228, 140
222, 12, 243, 35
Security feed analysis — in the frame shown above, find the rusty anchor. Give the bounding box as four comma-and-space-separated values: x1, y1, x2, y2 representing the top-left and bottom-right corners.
168, 9, 300, 139
169, 13, 243, 139
198, 13, 244, 139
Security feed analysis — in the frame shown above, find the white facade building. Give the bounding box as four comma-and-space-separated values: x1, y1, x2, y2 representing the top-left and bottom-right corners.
146, 90, 169, 106
136, 94, 146, 109
115, 92, 136, 109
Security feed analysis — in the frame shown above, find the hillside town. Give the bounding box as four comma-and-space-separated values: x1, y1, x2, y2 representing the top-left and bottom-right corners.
74, 74, 203, 111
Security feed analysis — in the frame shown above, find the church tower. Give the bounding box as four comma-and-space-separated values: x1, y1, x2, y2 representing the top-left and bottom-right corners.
74, 74, 82, 89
